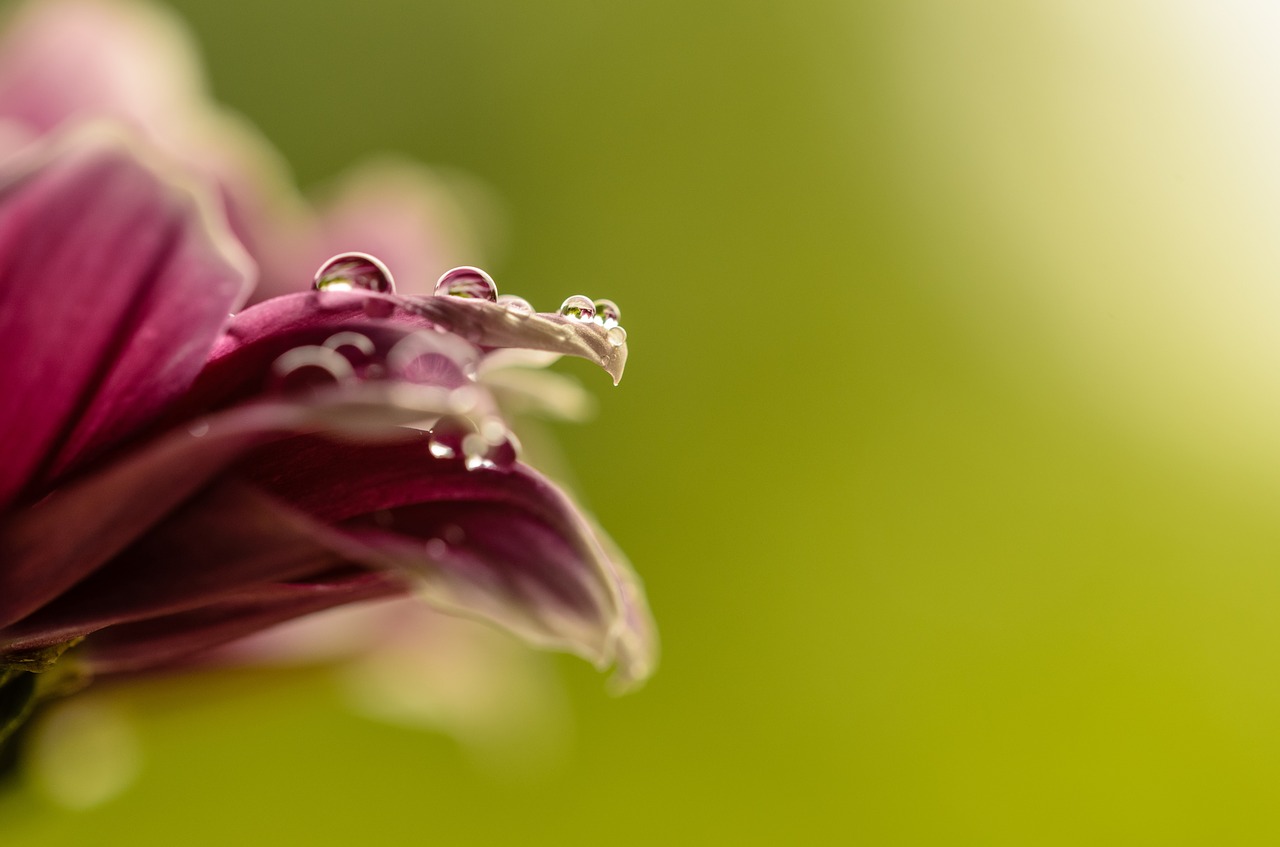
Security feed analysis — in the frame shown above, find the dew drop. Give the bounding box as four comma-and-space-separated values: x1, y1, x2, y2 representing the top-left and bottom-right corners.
425, 538, 448, 559
313, 252, 395, 293
187, 420, 210, 438
593, 299, 621, 327
559, 295, 595, 321
435, 266, 498, 301
498, 294, 534, 316
607, 325, 628, 347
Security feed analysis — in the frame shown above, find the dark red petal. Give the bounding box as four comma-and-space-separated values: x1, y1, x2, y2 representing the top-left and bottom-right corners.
83, 571, 405, 676
0, 482, 354, 651
0, 132, 252, 509
0, 385, 456, 629
235, 433, 654, 684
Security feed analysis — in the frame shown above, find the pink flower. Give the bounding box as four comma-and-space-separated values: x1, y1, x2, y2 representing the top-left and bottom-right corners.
0, 1, 653, 748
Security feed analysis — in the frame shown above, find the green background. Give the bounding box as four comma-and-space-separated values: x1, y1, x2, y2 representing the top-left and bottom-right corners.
9, 0, 1280, 843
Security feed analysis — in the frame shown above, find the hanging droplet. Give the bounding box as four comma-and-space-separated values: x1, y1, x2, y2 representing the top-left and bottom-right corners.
498, 294, 534, 315
607, 325, 628, 347
593, 299, 621, 327
559, 295, 595, 321
460, 433, 490, 470
313, 252, 395, 293
434, 266, 498, 301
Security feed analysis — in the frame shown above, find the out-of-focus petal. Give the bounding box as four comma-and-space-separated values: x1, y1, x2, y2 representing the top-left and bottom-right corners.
0, 130, 252, 510
0, 0, 203, 136
234, 434, 655, 686
309, 158, 491, 297
83, 571, 405, 675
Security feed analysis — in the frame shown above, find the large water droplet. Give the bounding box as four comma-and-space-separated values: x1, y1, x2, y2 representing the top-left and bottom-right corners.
607, 325, 628, 347
559, 295, 595, 321
498, 294, 534, 316
313, 253, 395, 293
435, 266, 498, 301
593, 299, 621, 327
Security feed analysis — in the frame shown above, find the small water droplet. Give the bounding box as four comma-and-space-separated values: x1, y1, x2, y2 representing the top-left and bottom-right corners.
498, 294, 534, 315
435, 266, 498, 301
559, 295, 595, 321
593, 299, 621, 327
425, 538, 448, 559
442, 524, 466, 545
313, 252, 395, 293
187, 420, 210, 438
607, 325, 627, 347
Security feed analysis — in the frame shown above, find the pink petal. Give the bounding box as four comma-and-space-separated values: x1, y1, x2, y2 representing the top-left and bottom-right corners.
0, 132, 252, 509
0, 0, 204, 136
308, 158, 489, 297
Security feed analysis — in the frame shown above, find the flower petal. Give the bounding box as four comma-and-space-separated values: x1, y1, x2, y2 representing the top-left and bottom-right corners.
83, 571, 405, 676
0, 131, 252, 508
0, 383, 458, 629
234, 434, 655, 686
0, 482, 359, 651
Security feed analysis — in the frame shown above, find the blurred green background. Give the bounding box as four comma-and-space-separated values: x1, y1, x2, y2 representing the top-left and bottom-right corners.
9, 0, 1280, 843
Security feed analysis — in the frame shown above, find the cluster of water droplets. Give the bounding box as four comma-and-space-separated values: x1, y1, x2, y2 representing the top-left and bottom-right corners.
303, 254, 628, 468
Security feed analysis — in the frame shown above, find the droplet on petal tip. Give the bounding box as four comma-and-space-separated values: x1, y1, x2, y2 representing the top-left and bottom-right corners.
593, 299, 621, 327
434, 266, 498, 301
558, 295, 595, 321
607, 326, 627, 347
313, 252, 396, 294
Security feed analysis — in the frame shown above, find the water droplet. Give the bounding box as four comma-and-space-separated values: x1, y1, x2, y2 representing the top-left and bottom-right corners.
313, 252, 395, 293
559, 295, 595, 321
425, 538, 448, 559
442, 524, 466, 545
498, 294, 534, 315
462, 432, 494, 470
435, 266, 498, 301
607, 325, 628, 347
593, 299, 621, 327
187, 420, 210, 438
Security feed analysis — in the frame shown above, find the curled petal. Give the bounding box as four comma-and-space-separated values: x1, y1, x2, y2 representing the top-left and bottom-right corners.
0, 129, 252, 509
234, 434, 655, 687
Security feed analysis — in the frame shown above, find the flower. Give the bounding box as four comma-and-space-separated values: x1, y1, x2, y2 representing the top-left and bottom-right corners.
0, 2, 654, 749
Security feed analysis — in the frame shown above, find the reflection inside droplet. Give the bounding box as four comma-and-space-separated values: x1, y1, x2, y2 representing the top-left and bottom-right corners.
435, 266, 498, 301
593, 298, 621, 327
313, 252, 396, 293
558, 295, 595, 321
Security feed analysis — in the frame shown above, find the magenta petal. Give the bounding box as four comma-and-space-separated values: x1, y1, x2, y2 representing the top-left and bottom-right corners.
83, 572, 405, 676
0, 132, 252, 509
236, 434, 656, 685
0, 482, 355, 651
